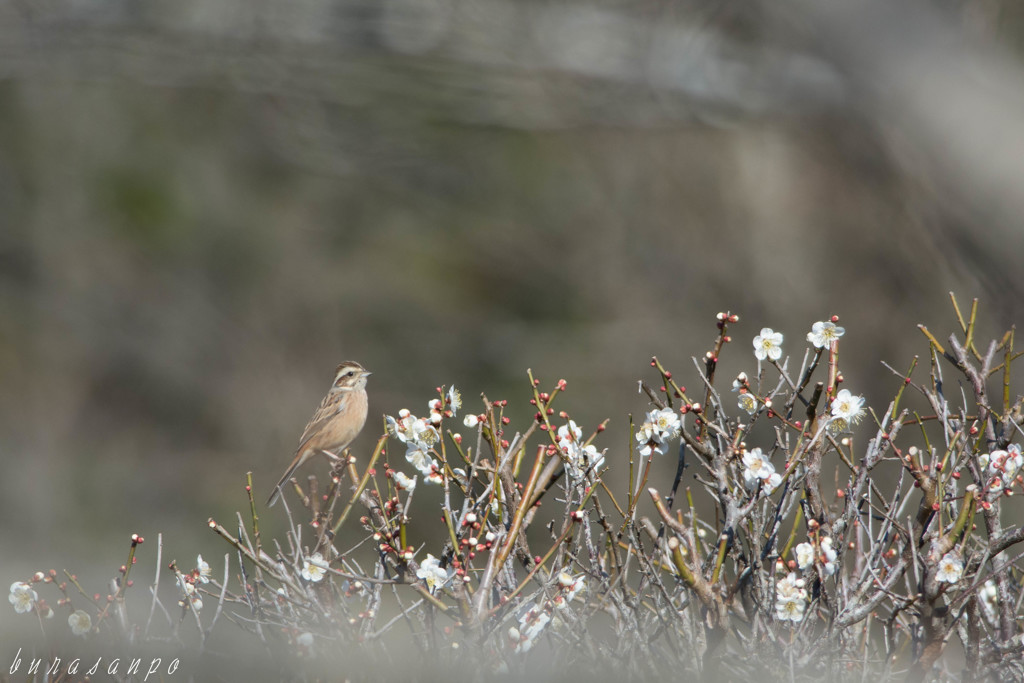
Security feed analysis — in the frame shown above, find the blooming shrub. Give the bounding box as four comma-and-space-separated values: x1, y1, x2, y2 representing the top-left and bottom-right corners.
8, 297, 1024, 681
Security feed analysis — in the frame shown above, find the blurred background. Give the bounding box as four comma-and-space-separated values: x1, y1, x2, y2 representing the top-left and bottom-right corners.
3, 0, 1024, 661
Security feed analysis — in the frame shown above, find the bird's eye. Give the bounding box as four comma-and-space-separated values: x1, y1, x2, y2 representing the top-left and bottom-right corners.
347, 371, 355, 377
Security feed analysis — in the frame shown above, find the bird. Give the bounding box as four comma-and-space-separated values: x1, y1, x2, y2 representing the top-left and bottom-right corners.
266, 361, 371, 507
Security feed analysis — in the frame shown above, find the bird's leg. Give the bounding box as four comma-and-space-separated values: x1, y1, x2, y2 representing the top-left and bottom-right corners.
320, 449, 342, 463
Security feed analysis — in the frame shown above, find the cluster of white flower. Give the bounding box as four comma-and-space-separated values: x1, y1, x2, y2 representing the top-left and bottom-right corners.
10, 580, 93, 635
385, 386, 462, 486
506, 572, 586, 652
426, 386, 461, 425
752, 320, 846, 363
173, 554, 214, 615
795, 537, 838, 575
775, 573, 808, 623
935, 552, 964, 584
741, 448, 781, 493
552, 572, 586, 610
979, 445, 1023, 490
730, 372, 759, 415
556, 420, 605, 480
635, 407, 682, 457
178, 581, 203, 612
828, 389, 866, 434
509, 604, 551, 653
387, 409, 443, 484
416, 554, 450, 593
745, 322, 863, 435
301, 552, 329, 583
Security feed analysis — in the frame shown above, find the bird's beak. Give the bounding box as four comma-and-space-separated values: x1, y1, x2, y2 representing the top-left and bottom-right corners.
363, 371, 373, 377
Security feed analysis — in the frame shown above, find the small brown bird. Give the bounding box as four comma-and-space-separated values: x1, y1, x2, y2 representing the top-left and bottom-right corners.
267, 361, 371, 507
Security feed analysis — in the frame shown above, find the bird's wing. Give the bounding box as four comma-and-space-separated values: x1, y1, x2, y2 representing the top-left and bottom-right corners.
295, 392, 344, 453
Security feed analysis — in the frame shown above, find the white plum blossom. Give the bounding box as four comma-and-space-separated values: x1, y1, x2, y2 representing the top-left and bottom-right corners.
795, 542, 814, 570
820, 536, 838, 575
301, 553, 329, 582
296, 631, 315, 655
635, 425, 659, 457
386, 413, 416, 441
776, 572, 808, 603
427, 397, 445, 425
68, 609, 92, 636
795, 538, 837, 574
406, 443, 439, 477
393, 471, 417, 492
416, 554, 448, 593
464, 414, 480, 428
807, 321, 846, 349
775, 573, 808, 623
197, 555, 212, 584
753, 328, 784, 361
653, 408, 681, 435
737, 392, 758, 415
980, 579, 998, 618
776, 595, 806, 622
556, 420, 604, 479
387, 413, 440, 448
8, 582, 37, 614
447, 386, 461, 415
936, 552, 963, 584
742, 448, 782, 493
565, 577, 586, 603
513, 605, 551, 653
553, 572, 586, 610
1008, 444, 1024, 475
830, 389, 865, 422
557, 571, 578, 588
732, 372, 749, 392
389, 411, 444, 472
565, 443, 605, 481
179, 581, 203, 612
507, 626, 521, 646
828, 389, 866, 434
635, 407, 682, 457
452, 468, 470, 488
409, 420, 439, 447
980, 445, 1023, 483
557, 420, 582, 448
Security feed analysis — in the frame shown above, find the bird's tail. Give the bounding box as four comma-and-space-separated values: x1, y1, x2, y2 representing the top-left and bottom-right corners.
266, 452, 308, 507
